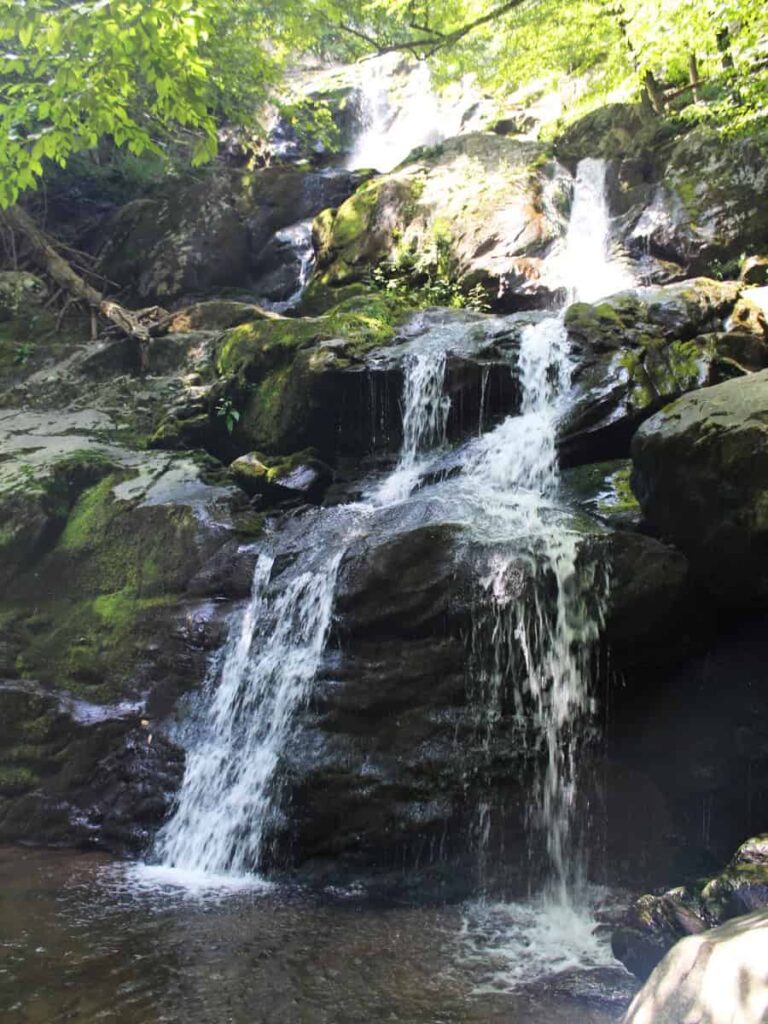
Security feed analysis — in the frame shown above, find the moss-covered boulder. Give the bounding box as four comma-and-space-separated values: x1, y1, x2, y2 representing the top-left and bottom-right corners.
564, 278, 740, 352
558, 279, 748, 466
209, 292, 414, 458
312, 133, 572, 311
631, 369, 768, 603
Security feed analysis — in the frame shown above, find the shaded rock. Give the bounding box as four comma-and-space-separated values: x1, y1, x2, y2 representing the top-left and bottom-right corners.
627, 126, 768, 273
631, 370, 768, 603
742, 255, 768, 287
98, 166, 366, 306
622, 910, 768, 1024
589, 531, 690, 649
0, 678, 182, 852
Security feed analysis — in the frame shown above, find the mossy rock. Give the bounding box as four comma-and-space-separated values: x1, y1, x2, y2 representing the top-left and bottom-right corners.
215, 293, 414, 455
229, 448, 332, 503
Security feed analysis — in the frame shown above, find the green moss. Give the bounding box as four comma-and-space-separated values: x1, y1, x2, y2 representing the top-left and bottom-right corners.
0, 765, 39, 796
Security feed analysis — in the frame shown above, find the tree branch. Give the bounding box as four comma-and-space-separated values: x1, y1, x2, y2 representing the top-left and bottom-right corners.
338, 0, 529, 59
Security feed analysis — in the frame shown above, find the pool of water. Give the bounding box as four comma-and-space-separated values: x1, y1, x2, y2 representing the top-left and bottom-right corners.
0, 849, 638, 1024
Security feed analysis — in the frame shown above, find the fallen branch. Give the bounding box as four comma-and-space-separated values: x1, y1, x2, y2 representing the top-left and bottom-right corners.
0, 204, 166, 369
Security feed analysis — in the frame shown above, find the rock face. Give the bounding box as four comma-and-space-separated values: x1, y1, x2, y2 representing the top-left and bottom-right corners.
98, 166, 367, 306
622, 910, 768, 1024
312, 133, 572, 311
631, 370, 768, 603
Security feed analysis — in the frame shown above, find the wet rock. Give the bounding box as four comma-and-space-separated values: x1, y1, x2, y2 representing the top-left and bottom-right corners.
589, 531, 690, 650
561, 460, 642, 529
631, 369, 768, 603
163, 301, 272, 334
622, 909, 768, 1024
0, 678, 183, 852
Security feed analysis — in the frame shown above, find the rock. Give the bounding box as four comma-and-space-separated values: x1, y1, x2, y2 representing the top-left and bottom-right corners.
631, 370, 768, 603
0, 271, 47, 319
613, 833, 768, 982
626, 126, 768, 273
564, 279, 740, 352
98, 165, 366, 305
229, 450, 332, 504
163, 301, 272, 334
589, 531, 691, 649
729, 295, 768, 339
0, 678, 182, 852
312, 133, 572, 311
622, 910, 768, 1024
558, 279, 743, 465
742, 256, 768, 287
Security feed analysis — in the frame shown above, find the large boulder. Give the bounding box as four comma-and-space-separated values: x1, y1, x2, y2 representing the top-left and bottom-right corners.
312, 133, 572, 311
558, 278, 753, 466
631, 370, 768, 603
622, 910, 768, 1024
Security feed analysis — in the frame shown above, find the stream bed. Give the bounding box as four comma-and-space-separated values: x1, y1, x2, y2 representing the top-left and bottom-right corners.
1, 848, 638, 1024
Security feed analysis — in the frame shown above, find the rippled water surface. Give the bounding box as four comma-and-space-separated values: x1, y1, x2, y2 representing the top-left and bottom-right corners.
0, 849, 637, 1024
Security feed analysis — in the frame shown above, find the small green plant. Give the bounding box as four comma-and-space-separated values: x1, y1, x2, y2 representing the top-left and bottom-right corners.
13, 342, 34, 365
215, 396, 240, 435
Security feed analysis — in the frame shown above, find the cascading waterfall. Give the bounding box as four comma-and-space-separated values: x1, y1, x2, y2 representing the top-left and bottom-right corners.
154, 155, 629, 960
155, 551, 343, 876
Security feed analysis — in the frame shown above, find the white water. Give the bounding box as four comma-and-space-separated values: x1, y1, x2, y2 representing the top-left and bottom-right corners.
259, 219, 315, 313
557, 157, 635, 302
156, 551, 342, 876
347, 56, 463, 173
374, 343, 451, 504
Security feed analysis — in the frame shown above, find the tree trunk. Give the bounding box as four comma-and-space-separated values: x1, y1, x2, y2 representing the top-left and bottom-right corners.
688, 53, 702, 102
643, 70, 666, 114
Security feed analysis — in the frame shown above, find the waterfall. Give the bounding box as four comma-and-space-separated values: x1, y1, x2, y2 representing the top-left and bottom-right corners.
154, 156, 628, 914
373, 343, 450, 504
155, 551, 342, 875
558, 157, 635, 303
346, 56, 461, 173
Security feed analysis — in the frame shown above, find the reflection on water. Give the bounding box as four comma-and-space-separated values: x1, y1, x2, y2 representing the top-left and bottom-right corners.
0, 849, 635, 1024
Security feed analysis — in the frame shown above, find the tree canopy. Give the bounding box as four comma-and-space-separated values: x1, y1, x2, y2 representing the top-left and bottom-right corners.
1, 0, 766, 208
